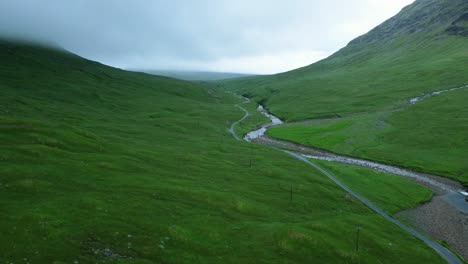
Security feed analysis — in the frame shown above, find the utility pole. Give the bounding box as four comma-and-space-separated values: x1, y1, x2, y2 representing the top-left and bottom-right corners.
289, 185, 293, 202
249, 144, 254, 168
355, 226, 361, 254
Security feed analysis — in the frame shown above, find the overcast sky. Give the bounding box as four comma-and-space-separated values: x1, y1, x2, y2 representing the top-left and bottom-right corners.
0, 0, 414, 74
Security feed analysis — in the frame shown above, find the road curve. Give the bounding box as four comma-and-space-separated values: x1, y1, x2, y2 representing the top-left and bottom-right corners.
229, 101, 463, 264
229, 96, 250, 141
229, 105, 249, 141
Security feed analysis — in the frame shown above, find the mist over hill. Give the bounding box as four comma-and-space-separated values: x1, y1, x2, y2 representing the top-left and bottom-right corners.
133, 69, 253, 81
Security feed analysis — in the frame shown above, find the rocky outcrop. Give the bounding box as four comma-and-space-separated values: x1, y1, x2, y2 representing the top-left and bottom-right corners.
347, 0, 468, 46
446, 13, 468, 37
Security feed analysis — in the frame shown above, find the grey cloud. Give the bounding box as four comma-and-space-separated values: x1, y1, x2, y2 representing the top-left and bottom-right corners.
0, 0, 413, 73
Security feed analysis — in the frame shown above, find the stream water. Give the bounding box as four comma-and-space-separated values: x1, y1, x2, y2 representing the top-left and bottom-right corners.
244, 105, 283, 142
408, 84, 468, 105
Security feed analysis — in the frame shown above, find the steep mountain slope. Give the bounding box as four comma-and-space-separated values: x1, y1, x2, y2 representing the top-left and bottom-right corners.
222, 0, 468, 185
0, 40, 447, 263
223, 0, 468, 121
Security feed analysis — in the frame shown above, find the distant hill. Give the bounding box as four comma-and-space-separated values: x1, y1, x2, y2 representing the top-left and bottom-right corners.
134, 69, 253, 81
223, 0, 468, 121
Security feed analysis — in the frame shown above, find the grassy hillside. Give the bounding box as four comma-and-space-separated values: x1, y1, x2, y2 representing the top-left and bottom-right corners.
0, 40, 447, 263
222, 0, 468, 121
0, 39, 448, 263
223, 0, 468, 184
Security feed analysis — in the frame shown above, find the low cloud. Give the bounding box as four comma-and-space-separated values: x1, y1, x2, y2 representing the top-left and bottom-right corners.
0, 0, 414, 74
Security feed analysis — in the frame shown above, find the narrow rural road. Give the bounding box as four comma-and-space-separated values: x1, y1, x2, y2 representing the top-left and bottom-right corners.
229, 96, 250, 141
283, 151, 462, 264
229, 105, 249, 141
229, 90, 465, 263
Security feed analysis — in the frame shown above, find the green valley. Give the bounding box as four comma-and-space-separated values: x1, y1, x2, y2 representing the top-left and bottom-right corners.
0, 40, 447, 263
1, 0, 467, 263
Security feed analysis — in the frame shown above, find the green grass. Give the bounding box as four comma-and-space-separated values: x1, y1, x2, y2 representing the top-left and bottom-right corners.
268, 87, 468, 185
311, 160, 433, 214
0, 40, 448, 263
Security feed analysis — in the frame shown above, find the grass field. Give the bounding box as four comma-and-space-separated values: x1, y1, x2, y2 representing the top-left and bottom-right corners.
312, 160, 433, 214
268, 87, 468, 185
0, 40, 449, 263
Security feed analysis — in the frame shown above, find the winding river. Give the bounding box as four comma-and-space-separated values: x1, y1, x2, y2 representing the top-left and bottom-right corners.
242, 84, 468, 198
244, 105, 283, 142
